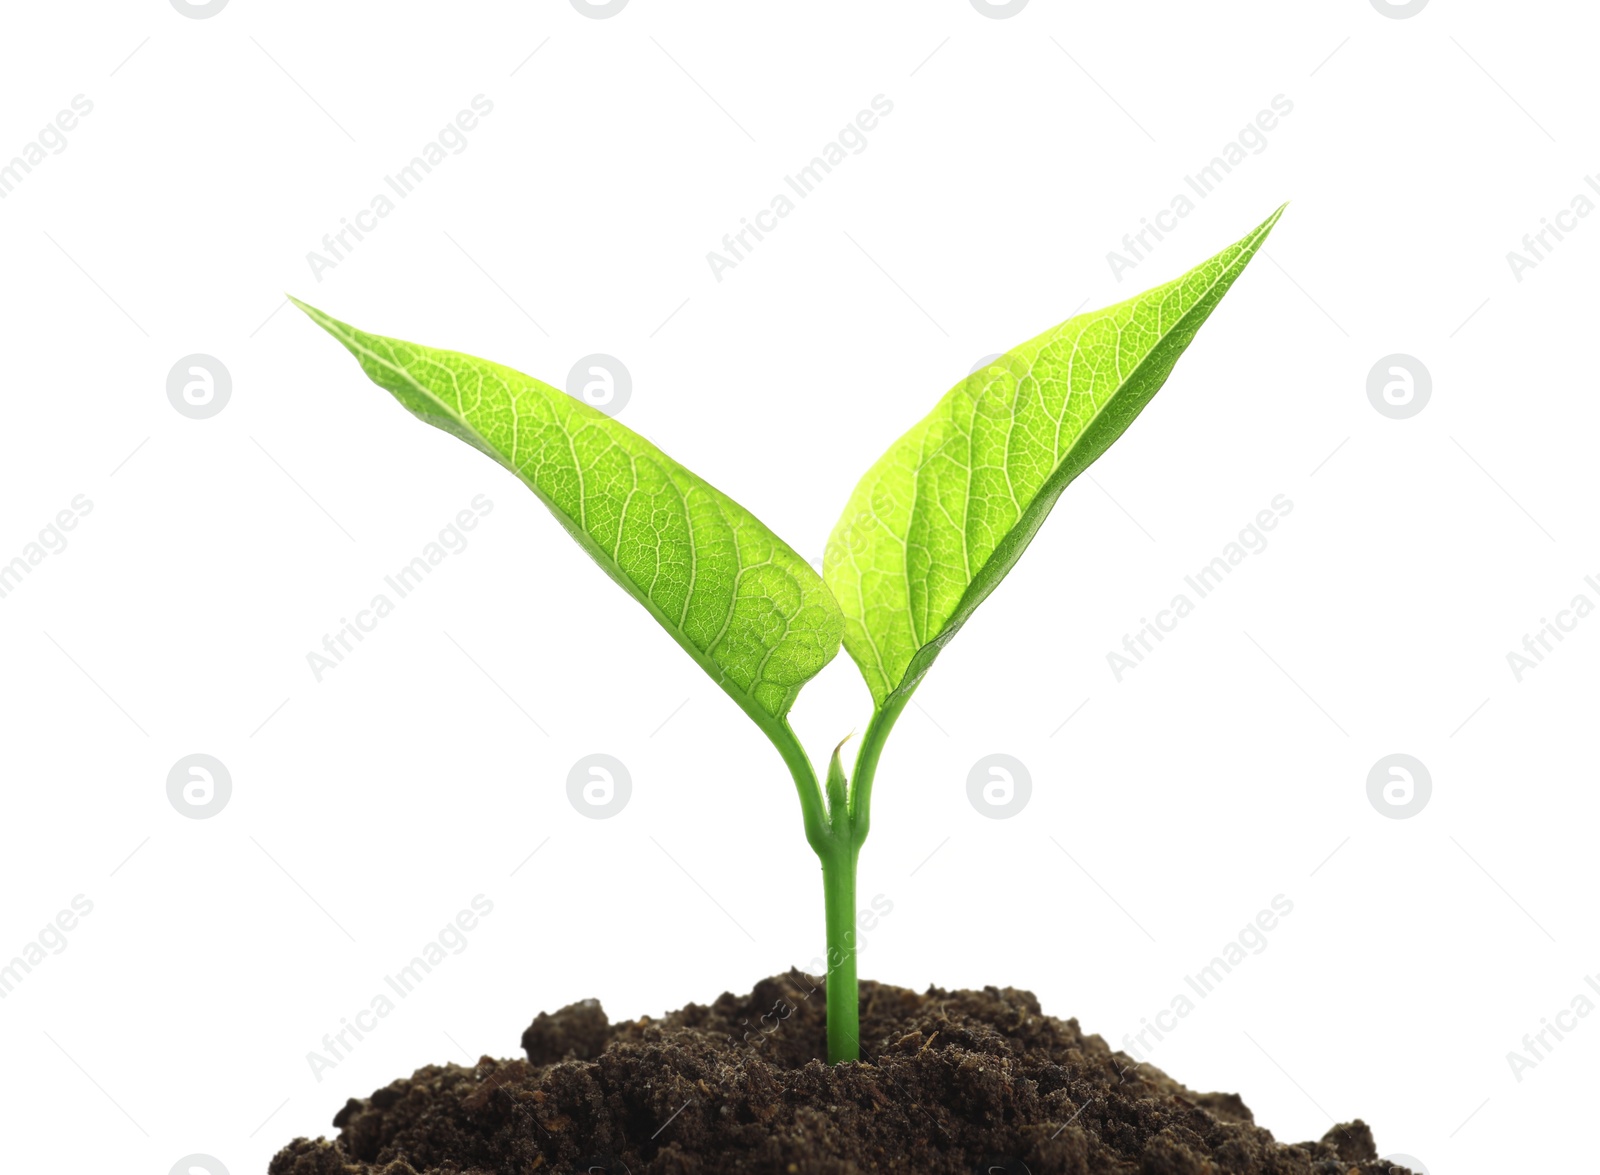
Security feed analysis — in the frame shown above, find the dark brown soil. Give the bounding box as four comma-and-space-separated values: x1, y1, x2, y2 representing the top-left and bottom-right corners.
270, 971, 1408, 1175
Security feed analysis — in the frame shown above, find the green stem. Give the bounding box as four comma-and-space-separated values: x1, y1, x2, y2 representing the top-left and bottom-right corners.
823, 694, 910, 1063
763, 693, 912, 1065
847, 692, 910, 841
763, 716, 829, 856
820, 839, 860, 1064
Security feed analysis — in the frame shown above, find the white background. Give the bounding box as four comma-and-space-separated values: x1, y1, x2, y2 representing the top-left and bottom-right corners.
0, 1, 1592, 1171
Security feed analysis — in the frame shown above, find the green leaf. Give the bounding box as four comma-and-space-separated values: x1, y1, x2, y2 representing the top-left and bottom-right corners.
825, 734, 851, 821
824, 207, 1284, 710
291, 299, 843, 729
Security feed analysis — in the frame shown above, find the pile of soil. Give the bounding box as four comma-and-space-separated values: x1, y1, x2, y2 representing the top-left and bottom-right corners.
270, 971, 1409, 1174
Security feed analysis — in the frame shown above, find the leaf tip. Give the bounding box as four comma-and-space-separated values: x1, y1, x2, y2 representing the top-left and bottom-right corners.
287, 297, 362, 356
1258, 202, 1289, 238
295, 295, 363, 336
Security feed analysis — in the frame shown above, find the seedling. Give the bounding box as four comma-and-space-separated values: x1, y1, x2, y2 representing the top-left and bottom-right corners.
292, 206, 1282, 1065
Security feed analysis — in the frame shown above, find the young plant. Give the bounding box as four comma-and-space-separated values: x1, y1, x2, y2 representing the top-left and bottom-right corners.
292, 206, 1282, 1066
